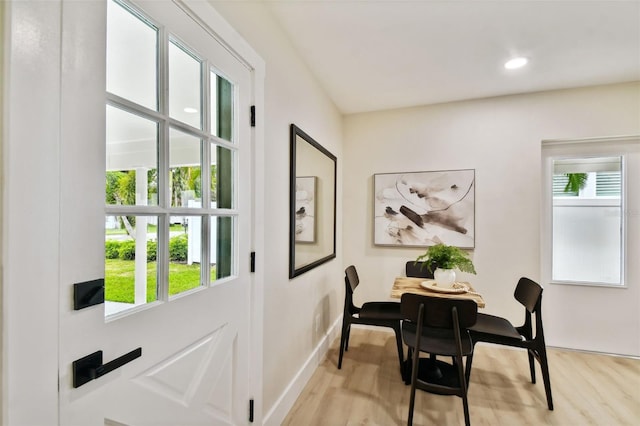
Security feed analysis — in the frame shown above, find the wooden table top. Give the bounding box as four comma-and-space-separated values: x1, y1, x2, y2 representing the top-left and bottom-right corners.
390, 276, 486, 308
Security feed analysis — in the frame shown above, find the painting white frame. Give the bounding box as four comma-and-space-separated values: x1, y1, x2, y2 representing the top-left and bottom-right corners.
374, 169, 475, 248
295, 176, 316, 243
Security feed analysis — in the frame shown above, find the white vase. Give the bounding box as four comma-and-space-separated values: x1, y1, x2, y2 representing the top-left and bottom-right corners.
434, 268, 456, 288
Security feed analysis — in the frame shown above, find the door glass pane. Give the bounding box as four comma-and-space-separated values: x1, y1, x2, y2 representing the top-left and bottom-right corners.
169, 128, 202, 208
552, 156, 623, 285
170, 40, 202, 129
107, 0, 157, 110
169, 215, 202, 296
211, 71, 234, 142
106, 106, 158, 206
213, 144, 234, 209
105, 215, 158, 316
104, 0, 241, 314
213, 216, 234, 280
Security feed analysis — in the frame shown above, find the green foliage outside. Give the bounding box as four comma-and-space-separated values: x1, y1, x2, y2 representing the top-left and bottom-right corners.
118, 171, 137, 205
105, 259, 206, 303
105, 171, 124, 204
416, 243, 476, 274
118, 240, 136, 260
105, 240, 120, 259
564, 173, 588, 193
169, 234, 188, 262
104, 163, 219, 304
147, 240, 157, 262
105, 235, 185, 262
104, 235, 207, 303
106, 166, 216, 210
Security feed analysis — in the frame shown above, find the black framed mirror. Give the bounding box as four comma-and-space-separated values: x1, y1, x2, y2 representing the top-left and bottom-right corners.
289, 124, 337, 278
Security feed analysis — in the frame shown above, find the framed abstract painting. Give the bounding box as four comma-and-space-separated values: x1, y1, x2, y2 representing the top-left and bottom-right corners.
373, 169, 475, 248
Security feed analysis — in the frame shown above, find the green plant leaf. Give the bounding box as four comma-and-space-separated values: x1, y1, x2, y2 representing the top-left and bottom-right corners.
564, 173, 588, 193
416, 243, 476, 274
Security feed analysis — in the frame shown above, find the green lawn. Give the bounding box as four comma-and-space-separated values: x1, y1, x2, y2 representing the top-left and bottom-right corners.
105, 259, 210, 303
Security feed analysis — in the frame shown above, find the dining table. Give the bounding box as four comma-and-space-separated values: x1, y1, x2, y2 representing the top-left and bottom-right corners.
390, 276, 486, 308
390, 276, 486, 385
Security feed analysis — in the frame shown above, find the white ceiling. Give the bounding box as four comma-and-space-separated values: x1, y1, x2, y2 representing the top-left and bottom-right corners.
265, 0, 640, 114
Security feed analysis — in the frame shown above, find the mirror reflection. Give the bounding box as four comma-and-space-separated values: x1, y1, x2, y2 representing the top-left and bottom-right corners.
290, 124, 337, 278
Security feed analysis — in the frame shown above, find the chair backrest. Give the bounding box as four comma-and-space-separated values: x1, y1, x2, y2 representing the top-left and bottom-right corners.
345, 265, 360, 294
401, 293, 478, 329
343, 265, 361, 315
405, 261, 435, 279
514, 277, 543, 313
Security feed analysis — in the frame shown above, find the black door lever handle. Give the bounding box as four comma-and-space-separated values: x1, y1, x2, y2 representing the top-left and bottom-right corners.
73, 347, 142, 388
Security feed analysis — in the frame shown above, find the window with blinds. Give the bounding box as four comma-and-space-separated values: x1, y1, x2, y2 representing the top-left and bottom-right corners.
552, 171, 621, 198
549, 155, 623, 285
596, 171, 621, 196
552, 174, 577, 197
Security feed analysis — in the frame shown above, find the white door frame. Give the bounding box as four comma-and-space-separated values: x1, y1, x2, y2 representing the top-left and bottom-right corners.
1, 1, 265, 424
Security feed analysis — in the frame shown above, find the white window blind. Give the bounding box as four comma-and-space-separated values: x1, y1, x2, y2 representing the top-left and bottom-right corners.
552, 174, 577, 197
596, 171, 621, 196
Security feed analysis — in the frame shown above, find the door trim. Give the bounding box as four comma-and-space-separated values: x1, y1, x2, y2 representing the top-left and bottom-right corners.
174, 1, 267, 422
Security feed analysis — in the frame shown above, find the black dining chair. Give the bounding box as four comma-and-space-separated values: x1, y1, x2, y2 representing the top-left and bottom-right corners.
404, 260, 437, 382
465, 277, 554, 410
405, 261, 435, 279
401, 293, 478, 426
338, 265, 405, 375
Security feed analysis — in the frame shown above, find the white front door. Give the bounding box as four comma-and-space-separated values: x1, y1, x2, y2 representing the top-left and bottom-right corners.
57, 1, 256, 424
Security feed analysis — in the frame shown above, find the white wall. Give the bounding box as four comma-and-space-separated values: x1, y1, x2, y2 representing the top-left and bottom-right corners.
343, 82, 640, 355
209, 2, 344, 423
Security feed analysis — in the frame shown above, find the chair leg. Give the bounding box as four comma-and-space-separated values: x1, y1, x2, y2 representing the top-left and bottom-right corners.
464, 351, 474, 386
461, 391, 471, 426
527, 348, 536, 384
456, 354, 471, 426
538, 347, 554, 410
337, 319, 350, 369
404, 348, 413, 385
393, 324, 405, 376
345, 323, 351, 351
407, 345, 420, 426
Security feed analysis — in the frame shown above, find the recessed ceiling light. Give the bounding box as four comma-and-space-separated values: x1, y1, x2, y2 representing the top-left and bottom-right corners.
504, 57, 528, 70
184, 107, 198, 114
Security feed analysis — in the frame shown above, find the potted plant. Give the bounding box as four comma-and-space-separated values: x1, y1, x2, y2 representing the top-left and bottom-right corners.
416, 243, 476, 286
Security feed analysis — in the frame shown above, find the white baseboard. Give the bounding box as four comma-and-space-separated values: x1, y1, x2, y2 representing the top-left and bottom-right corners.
263, 314, 342, 426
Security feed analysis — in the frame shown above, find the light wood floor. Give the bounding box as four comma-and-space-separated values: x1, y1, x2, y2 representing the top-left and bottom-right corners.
283, 328, 640, 425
